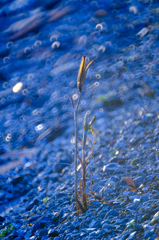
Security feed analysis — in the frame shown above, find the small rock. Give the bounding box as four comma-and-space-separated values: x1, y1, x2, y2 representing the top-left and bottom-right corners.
105, 210, 119, 218
109, 157, 126, 165
37, 229, 48, 237
144, 230, 154, 238
102, 91, 123, 110
32, 222, 42, 233
5, 192, 14, 200
95, 9, 107, 18
26, 199, 39, 211
127, 231, 137, 240
150, 211, 159, 224
133, 176, 143, 187
0, 216, 5, 222
48, 229, 59, 237
0, 190, 5, 199
38, 216, 50, 225
137, 27, 149, 38
103, 163, 122, 173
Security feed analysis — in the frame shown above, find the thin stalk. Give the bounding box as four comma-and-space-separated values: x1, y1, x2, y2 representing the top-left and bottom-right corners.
82, 146, 87, 208
82, 113, 89, 209
74, 92, 81, 207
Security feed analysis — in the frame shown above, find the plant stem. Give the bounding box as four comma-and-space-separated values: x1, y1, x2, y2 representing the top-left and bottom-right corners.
74, 92, 81, 207
82, 112, 89, 209
82, 147, 87, 208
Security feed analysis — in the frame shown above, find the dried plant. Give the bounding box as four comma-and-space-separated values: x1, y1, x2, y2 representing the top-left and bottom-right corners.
70, 56, 95, 212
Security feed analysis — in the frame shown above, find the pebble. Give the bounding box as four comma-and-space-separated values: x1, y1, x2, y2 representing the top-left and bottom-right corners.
103, 163, 122, 173
95, 9, 107, 18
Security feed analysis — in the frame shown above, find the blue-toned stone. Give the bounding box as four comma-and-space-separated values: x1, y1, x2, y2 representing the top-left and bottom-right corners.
37, 229, 48, 237
48, 229, 59, 237
38, 216, 50, 225
127, 231, 137, 240
32, 222, 42, 233
0, 215, 5, 222
144, 230, 154, 238
103, 163, 122, 173
105, 210, 119, 218
26, 199, 40, 211
134, 176, 143, 187
28, 215, 41, 223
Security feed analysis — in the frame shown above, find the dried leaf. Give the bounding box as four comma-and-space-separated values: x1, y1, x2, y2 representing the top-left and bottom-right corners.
77, 57, 94, 92
131, 189, 136, 192
81, 59, 94, 90
77, 56, 86, 92
123, 178, 137, 188
89, 116, 96, 126
85, 60, 94, 72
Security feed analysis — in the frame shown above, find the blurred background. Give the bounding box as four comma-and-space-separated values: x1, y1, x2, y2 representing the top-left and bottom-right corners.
0, 0, 159, 174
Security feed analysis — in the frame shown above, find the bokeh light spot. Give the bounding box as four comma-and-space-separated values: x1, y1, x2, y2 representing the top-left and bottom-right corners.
22, 89, 28, 95
72, 94, 78, 100
96, 74, 101, 79
1, 98, 5, 104
3, 82, 9, 89
34, 40, 42, 48
6, 134, 11, 142
13, 82, 23, 93
3, 57, 10, 64
50, 35, 58, 42
129, 6, 138, 14
51, 41, 60, 49
115, 151, 119, 155
27, 74, 34, 80
6, 41, 13, 49
79, 35, 87, 44
94, 82, 99, 87
35, 124, 43, 132
51, 91, 57, 98
81, 100, 86, 105
105, 41, 112, 46
24, 47, 31, 54
99, 45, 106, 53
96, 23, 103, 30
52, 107, 58, 115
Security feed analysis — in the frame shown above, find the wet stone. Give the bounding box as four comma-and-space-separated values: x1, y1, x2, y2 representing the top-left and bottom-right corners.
95, 9, 107, 18
38, 216, 51, 225
143, 230, 154, 238
37, 229, 48, 238
0, 215, 5, 222
102, 92, 123, 110
133, 176, 143, 187
48, 229, 59, 237
28, 215, 41, 223
105, 210, 119, 218
26, 198, 40, 211
10, 175, 24, 185
0, 190, 5, 199
103, 163, 122, 173
32, 222, 42, 233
